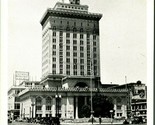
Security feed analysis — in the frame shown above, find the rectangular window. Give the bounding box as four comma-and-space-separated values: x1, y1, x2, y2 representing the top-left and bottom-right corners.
93, 47, 97, 52
53, 39, 56, 43
66, 52, 70, 56
53, 58, 56, 62
53, 45, 56, 49
87, 34, 90, 39
93, 53, 97, 58
53, 32, 56, 36
36, 106, 42, 110
73, 59, 77, 64
66, 58, 70, 63
53, 51, 56, 55
60, 38, 63, 43
66, 46, 70, 50
66, 71, 70, 75
73, 46, 77, 51
80, 46, 84, 51
73, 40, 77, 44
93, 41, 97, 46
73, 65, 77, 69
66, 33, 70, 38
80, 40, 84, 45
80, 71, 84, 75
66, 65, 70, 69
80, 53, 84, 57
80, 34, 83, 39
80, 59, 84, 64
53, 64, 56, 68
66, 40, 70, 44
93, 35, 96, 40
60, 31, 63, 36
59, 51, 63, 56
74, 71, 77, 75
73, 33, 77, 38
73, 52, 77, 57
46, 106, 51, 110
52, 70, 56, 74
80, 65, 84, 70
60, 69, 63, 74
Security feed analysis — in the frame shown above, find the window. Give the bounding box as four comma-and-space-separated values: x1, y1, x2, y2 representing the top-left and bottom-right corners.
73, 64, 77, 69
80, 40, 83, 45
59, 51, 63, 56
53, 45, 56, 49
93, 41, 96, 46
53, 58, 56, 62
14, 104, 20, 109
80, 59, 84, 64
93, 35, 96, 40
73, 59, 77, 64
66, 52, 70, 56
53, 32, 56, 36
53, 51, 56, 55
73, 33, 77, 38
93, 47, 96, 52
80, 71, 84, 75
80, 46, 84, 51
66, 40, 70, 44
73, 52, 77, 57
94, 60, 97, 64
73, 40, 77, 44
53, 64, 56, 68
60, 38, 63, 43
66, 33, 70, 38
46, 97, 51, 111
60, 69, 63, 74
80, 65, 84, 70
53, 39, 56, 43
74, 22, 76, 26
66, 46, 70, 50
66, 65, 70, 69
52, 70, 56, 74
80, 34, 83, 39
87, 34, 90, 39
60, 31, 63, 36
80, 53, 84, 57
66, 58, 70, 63
74, 71, 77, 75
73, 46, 77, 51
36, 97, 42, 111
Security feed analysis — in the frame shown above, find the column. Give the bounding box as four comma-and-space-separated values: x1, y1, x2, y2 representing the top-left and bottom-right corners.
75, 97, 78, 119
52, 98, 56, 117
42, 98, 46, 117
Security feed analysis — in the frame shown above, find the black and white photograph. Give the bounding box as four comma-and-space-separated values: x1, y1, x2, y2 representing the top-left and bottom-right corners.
0, 0, 154, 125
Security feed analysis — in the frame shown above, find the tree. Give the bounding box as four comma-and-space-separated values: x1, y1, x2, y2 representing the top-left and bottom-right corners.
80, 105, 91, 118
92, 94, 114, 117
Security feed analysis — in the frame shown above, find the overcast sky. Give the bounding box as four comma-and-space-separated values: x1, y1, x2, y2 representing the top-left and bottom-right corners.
8, 0, 146, 87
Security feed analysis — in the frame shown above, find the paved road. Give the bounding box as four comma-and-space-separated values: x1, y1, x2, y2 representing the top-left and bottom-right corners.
8, 122, 147, 125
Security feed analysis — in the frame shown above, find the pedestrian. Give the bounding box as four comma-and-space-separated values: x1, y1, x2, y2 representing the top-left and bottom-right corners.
99, 115, 101, 124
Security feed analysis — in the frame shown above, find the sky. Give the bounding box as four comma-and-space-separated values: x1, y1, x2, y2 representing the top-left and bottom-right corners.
8, 0, 147, 87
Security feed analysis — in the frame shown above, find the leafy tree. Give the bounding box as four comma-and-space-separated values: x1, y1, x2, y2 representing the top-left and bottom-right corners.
92, 94, 114, 117
80, 105, 91, 118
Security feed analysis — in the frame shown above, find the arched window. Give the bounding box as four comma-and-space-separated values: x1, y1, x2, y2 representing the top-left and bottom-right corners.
73, 27, 77, 32
36, 97, 42, 110
46, 97, 52, 111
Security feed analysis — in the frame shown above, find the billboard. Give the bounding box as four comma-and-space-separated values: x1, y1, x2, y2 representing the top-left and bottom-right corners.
15, 71, 29, 81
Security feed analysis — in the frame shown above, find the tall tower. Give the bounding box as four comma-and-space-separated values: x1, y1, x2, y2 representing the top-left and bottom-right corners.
40, 0, 102, 87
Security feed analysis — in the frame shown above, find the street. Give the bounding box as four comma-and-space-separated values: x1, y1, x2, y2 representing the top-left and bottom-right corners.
8, 121, 147, 125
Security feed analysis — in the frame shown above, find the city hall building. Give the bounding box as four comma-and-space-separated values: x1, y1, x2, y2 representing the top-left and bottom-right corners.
10, 0, 130, 120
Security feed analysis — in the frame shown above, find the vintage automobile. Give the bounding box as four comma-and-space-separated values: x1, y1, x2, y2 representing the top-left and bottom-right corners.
131, 116, 143, 124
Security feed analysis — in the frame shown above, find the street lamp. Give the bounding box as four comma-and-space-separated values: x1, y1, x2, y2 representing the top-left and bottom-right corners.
110, 110, 113, 124
31, 103, 35, 119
